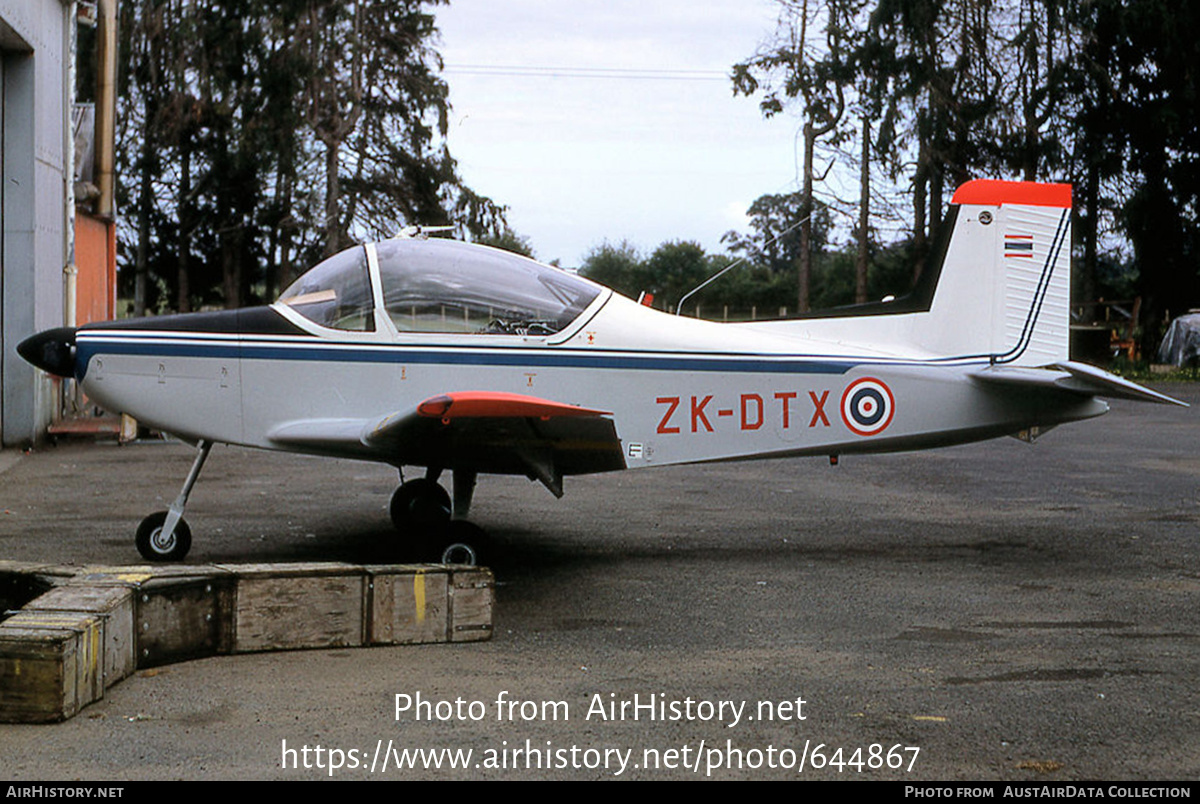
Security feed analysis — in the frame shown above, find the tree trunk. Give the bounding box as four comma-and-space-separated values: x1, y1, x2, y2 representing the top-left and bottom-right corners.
324, 140, 341, 257
1080, 158, 1098, 312
856, 116, 870, 305
798, 121, 815, 313
912, 135, 928, 287
134, 97, 155, 317
176, 133, 191, 313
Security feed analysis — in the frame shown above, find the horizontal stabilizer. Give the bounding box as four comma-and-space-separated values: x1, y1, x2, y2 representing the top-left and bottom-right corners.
970, 361, 1188, 407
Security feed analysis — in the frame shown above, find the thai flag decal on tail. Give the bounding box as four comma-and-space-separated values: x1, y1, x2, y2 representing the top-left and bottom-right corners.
1005, 234, 1034, 258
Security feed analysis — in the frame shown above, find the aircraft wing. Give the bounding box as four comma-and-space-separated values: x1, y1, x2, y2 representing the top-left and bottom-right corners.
268, 391, 626, 495
969, 361, 1188, 406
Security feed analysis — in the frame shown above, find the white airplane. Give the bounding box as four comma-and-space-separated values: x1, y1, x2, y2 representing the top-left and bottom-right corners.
18, 179, 1186, 564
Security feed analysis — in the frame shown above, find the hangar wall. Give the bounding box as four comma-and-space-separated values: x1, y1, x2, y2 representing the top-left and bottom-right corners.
0, 0, 70, 447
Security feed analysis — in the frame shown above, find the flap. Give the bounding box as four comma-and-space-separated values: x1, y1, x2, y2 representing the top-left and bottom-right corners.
268, 391, 627, 479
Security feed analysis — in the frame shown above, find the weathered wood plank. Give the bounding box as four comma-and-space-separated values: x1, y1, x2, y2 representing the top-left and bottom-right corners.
449, 569, 494, 643
25, 585, 135, 688
0, 611, 105, 722
229, 569, 367, 652
368, 567, 449, 645
0, 627, 77, 723
134, 576, 235, 668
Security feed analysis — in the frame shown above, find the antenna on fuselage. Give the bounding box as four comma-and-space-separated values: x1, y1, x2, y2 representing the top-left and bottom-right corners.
396, 224, 456, 240
674, 215, 810, 316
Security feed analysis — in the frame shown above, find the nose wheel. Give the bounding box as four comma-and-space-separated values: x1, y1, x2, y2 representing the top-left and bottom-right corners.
134, 440, 211, 562
135, 511, 193, 562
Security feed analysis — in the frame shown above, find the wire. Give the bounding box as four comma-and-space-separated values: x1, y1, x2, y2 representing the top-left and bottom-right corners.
443, 64, 729, 81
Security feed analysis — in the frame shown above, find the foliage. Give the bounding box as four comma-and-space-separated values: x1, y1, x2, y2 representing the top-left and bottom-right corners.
581, 191, 923, 318
579, 241, 644, 300
720, 192, 830, 273
732, 0, 1200, 344
114, 0, 504, 313
476, 229, 536, 258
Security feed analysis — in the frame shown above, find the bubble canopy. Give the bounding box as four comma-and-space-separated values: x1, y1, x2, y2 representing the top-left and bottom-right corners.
278, 239, 603, 335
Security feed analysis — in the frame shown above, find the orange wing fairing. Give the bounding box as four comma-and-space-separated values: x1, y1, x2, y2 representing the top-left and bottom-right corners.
417, 391, 610, 421
951, 179, 1072, 208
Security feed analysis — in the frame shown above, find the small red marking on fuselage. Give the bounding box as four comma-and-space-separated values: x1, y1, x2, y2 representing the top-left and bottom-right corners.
808, 390, 830, 427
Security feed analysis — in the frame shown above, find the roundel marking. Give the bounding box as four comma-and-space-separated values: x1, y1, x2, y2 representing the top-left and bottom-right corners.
840, 377, 895, 437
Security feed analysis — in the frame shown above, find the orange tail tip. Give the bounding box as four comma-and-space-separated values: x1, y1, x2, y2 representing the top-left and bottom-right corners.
951, 179, 1071, 208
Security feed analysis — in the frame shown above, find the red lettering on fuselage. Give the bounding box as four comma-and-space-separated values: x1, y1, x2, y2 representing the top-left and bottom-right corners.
808, 390, 830, 427
656, 396, 681, 434
654, 388, 835, 435
691, 395, 714, 432
774, 391, 797, 429
740, 394, 763, 430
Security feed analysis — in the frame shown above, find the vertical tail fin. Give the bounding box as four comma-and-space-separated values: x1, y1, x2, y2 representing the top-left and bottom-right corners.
932, 180, 1072, 366
743, 179, 1073, 367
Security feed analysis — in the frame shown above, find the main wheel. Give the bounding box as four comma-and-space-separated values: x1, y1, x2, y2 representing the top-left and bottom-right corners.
135, 511, 192, 562
389, 478, 452, 532
433, 520, 489, 566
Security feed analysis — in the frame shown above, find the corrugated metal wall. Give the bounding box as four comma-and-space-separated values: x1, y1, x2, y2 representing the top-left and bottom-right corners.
0, 0, 69, 447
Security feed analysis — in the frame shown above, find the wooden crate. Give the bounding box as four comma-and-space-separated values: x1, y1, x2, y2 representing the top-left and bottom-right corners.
24, 585, 135, 687
218, 563, 367, 653
0, 575, 50, 615
133, 575, 235, 668
450, 568, 494, 642
367, 566, 450, 645
0, 612, 104, 722
62, 566, 236, 669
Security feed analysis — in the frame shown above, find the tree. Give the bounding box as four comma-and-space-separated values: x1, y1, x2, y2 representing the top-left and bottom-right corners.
476, 229, 535, 258
733, 0, 860, 312
643, 241, 717, 314
1078, 0, 1200, 338
115, 1, 505, 314
579, 240, 643, 300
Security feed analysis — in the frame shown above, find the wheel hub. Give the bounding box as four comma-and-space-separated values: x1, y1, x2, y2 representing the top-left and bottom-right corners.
151, 528, 175, 553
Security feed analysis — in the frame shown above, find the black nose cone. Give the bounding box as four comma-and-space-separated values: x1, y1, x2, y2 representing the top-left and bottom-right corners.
17, 327, 77, 378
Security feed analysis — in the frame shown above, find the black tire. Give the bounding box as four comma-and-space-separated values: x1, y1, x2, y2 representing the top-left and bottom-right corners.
135, 511, 192, 562
389, 478, 452, 532
434, 520, 489, 566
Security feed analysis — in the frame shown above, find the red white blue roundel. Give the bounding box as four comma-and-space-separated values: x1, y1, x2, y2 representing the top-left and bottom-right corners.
840, 377, 895, 436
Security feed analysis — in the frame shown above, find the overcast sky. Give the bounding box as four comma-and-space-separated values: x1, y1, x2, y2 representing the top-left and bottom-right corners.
434, 0, 804, 267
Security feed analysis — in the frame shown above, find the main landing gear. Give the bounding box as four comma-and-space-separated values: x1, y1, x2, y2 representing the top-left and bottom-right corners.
132, 444, 488, 567
389, 468, 489, 566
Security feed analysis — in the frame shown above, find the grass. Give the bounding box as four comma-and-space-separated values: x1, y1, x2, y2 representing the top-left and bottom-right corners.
1106, 357, 1200, 382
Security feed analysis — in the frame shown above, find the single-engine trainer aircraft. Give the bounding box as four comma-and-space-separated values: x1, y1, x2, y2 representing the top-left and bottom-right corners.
18, 179, 1186, 564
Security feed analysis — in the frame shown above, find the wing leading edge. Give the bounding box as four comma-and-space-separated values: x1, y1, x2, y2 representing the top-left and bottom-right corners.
268, 391, 626, 495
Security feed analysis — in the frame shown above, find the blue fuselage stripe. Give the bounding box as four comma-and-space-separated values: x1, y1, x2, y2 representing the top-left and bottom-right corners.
75, 338, 858, 375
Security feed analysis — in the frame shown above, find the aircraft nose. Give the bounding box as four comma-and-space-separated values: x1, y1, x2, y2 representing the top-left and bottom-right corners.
17, 327, 78, 378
